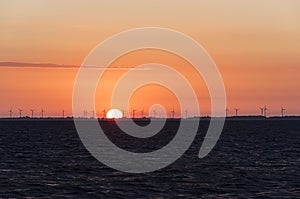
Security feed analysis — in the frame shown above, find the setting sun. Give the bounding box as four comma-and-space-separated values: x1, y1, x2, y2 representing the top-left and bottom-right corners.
106, 109, 123, 119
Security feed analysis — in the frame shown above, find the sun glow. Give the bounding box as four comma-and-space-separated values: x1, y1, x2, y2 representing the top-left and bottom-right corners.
106, 109, 123, 119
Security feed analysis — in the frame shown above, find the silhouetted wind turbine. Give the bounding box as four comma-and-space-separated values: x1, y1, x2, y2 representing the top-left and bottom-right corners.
41, 108, 45, 118
141, 109, 144, 118
225, 108, 229, 117
102, 109, 106, 118
234, 108, 239, 117
153, 109, 157, 118
8, 108, 13, 118
30, 109, 35, 118
83, 110, 88, 118
259, 107, 263, 116
171, 108, 175, 118
62, 109, 65, 118
18, 108, 23, 118
264, 105, 268, 117
281, 106, 286, 117
185, 109, 188, 118
132, 109, 137, 118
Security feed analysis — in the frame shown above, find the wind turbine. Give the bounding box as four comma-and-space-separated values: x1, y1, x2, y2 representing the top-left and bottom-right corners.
41, 108, 45, 118
171, 108, 175, 118
259, 107, 264, 116
83, 110, 88, 118
281, 106, 286, 117
122, 110, 125, 118
185, 109, 188, 118
234, 108, 240, 117
264, 105, 268, 117
30, 109, 35, 118
8, 108, 13, 118
102, 109, 106, 118
18, 108, 23, 118
225, 108, 229, 117
141, 109, 144, 118
132, 109, 137, 118
62, 109, 65, 118
153, 109, 157, 118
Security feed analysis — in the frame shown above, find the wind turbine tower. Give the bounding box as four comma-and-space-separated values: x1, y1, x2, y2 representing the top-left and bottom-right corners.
18, 108, 23, 118
41, 108, 45, 118
153, 109, 157, 118
263, 105, 268, 117
102, 109, 106, 118
281, 106, 286, 117
225, 108, 229, 117
171, 108, 175, 118
83, 110, 88, 118
141, 109, 144, 118
9, 108, 13, 118
259, 107, 264, 116
234, 108, 240, 117
132, 109, 137, 118
30, 109, 35, 118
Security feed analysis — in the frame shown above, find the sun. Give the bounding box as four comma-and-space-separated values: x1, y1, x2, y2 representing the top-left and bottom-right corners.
106, 109, 123, 119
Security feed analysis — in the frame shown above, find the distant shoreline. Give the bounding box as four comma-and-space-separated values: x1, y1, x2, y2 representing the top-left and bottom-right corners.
0, 116, 300, 122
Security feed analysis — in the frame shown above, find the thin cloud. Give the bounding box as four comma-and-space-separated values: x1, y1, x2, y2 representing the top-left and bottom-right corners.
0, 62, 77, 68
0, 62, 151, 70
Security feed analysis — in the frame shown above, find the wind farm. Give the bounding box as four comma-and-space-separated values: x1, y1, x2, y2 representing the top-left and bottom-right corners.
0, 106, 298, 121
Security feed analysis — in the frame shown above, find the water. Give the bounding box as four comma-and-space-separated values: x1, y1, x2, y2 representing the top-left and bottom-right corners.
0, 119, 299, 198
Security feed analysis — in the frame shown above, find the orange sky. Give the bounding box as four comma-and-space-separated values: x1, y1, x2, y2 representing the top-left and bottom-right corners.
0, 0, 300, 117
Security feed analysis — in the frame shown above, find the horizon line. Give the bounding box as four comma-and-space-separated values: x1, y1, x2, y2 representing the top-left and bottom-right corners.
1, 115, 300, 119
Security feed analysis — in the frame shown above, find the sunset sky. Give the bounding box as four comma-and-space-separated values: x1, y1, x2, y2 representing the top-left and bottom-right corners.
0, 0, 300, 117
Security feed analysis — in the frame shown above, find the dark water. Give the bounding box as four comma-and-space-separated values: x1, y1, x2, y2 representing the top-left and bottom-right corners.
0, 119, 299, 198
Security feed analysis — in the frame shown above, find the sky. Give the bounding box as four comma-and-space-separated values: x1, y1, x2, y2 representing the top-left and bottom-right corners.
0, 0, 300, 117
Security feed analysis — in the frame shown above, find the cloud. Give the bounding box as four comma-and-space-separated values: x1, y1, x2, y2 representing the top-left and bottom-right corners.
0, 62, 78, 68
0, 62, 150, 70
